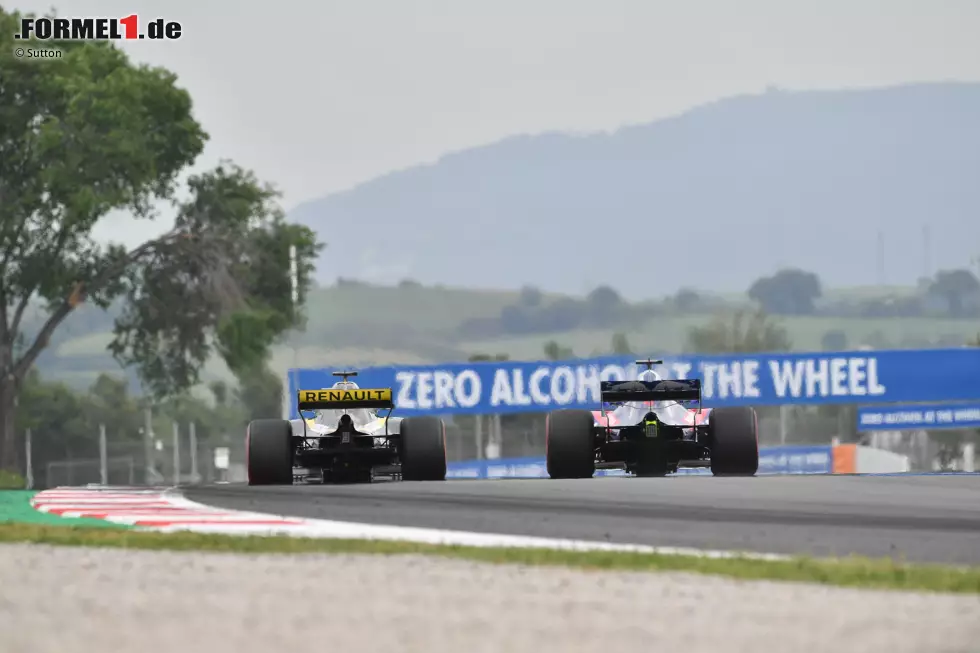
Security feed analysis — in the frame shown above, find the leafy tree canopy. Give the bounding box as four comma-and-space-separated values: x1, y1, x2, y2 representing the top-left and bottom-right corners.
926, 269, 980, 318
611, 332, 633, 354
0, 7, 323, 469
543, 340, 574, 360
748, 268, 822, 315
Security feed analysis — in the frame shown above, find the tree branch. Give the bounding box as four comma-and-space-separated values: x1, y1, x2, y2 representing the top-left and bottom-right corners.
85, 229, 187, 299
9, 292, 33, 346
0, 131, 39, 279
8, 216, 75, 339
11, 228, 187, 381
0, 280, 7, 339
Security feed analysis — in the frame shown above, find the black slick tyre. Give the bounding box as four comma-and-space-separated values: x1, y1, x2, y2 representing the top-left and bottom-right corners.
545, 409, 595, 479
400, 416, 447, 481
246, 419, 294, 485
708, 407, 759, 476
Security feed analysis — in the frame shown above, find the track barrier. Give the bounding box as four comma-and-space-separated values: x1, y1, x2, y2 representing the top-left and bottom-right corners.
445, 444, 908, 478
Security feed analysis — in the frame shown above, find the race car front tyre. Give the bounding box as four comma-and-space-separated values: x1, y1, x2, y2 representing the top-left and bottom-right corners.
246, 419, 294, 485
708, 406, 759, 476
400, 416, 447, 481
546, 409, 595, 479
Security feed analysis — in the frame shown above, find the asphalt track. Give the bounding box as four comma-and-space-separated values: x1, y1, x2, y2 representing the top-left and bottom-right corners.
186, 474, 980, 565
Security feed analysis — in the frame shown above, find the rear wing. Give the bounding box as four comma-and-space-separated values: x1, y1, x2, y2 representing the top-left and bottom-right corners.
599, 379, 701, 403
297, 388, 394, 411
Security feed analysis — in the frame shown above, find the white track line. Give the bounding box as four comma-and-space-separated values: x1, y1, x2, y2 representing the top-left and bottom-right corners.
30, 486, 791, 562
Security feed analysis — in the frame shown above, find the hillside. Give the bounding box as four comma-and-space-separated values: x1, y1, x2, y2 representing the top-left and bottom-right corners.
35, 281, 978, 394
290, 82, 980, 298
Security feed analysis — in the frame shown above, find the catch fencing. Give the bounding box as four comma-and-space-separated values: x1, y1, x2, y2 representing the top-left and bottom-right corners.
29, 422, 247, 490
443, 407, 845, 463
26, 347, 980, 487
23, 413, 924, 488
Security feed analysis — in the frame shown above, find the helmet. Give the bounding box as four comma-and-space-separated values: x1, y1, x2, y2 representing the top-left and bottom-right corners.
331, 380, 360, 390
638, 369, 661, 383
634, 368, 664, 410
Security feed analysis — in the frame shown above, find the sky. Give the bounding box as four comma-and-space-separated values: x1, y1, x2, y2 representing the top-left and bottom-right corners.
12, 0, 980, 248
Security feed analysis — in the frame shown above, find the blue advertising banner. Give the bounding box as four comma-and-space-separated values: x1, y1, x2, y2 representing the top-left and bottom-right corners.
857, 403, 980, 431
288, 347, 980, 417
445, 445, 833, 479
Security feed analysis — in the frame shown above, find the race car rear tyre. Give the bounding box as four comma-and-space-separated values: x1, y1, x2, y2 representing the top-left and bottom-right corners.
246, 419, 294, 485
546, 409, 595, 479
708, 407, 759, 476
400, 416, 447, 481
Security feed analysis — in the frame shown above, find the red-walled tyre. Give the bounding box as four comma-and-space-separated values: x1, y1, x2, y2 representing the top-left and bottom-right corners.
545, 409, 595, 479
708, 407, 759, 476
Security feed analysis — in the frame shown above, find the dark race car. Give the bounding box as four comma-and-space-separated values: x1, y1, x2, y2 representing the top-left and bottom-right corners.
544, 359, 759, 478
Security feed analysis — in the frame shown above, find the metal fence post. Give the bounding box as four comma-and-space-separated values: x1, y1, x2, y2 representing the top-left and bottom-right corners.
25, 428, 33, 490
144, 406, 154, 485
189, 422, 198, 484
475, 415, 483, 460
99, 424, 108, 486
172, 422, 180, 486
779, 405, 788, 445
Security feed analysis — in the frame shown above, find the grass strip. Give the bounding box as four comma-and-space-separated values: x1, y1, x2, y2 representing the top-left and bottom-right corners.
1, 522, 978, 594
0, 491, 132, 529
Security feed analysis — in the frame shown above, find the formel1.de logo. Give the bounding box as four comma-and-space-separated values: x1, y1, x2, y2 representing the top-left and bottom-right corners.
15, 15, 182, 41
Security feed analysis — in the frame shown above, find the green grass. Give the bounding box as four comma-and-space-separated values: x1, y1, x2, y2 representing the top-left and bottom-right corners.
0, 491, 132, 529
1, 522, 978, 594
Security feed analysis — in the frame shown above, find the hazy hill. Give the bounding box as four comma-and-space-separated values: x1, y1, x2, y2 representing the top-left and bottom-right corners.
290, 82, 980, 299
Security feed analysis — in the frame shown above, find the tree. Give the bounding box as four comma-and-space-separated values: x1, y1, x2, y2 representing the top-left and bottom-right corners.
926, 269, 980, 317
587, 285, 622, 312
83, 373, 143, 441
498, 305, 532, 333
685, 309, 792, 354
537, 297, 587, 331
543, 341, 574, 360
234, 364, 284, 423
820, 329, 849, 351
672, 288, 702, 313
518, 285, 543, 308
468, 353, 509, 362
0, 9, 323, 470
16, 369, 92, 464
209, 381, 229, 407
747, 269, 822, 315
611, 332, 633, 354
14, 370, 146, 480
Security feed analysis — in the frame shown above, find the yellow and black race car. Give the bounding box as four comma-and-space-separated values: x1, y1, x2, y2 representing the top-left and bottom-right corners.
245, 371, 447, 485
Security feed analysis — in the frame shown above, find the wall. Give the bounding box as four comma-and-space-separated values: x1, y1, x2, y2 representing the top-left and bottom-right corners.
445, 444, 910, 478
855, 445, 911, 473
